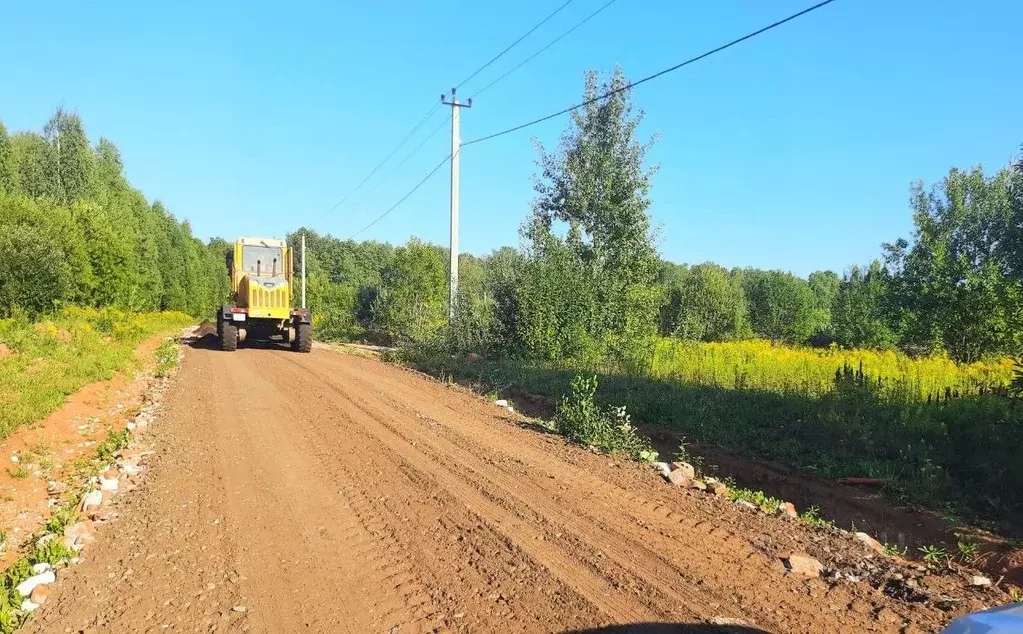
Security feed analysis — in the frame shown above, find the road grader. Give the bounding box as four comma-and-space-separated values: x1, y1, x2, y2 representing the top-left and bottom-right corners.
217, 236, 312, 352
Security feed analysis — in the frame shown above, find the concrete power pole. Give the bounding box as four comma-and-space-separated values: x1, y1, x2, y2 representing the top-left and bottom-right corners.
441, 89, 471, 322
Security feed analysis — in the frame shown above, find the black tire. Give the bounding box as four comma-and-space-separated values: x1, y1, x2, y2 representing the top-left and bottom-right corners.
220, 320, 238, 351
292, 322, 311, 353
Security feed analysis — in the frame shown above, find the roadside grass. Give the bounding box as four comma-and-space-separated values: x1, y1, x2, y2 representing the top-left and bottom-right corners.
153, 339, 181, 378
0, 307, 192, 439
400, 351, 1023, 526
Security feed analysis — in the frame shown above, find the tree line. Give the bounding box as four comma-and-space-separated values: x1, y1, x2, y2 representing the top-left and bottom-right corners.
294, 68, 1023, 365
4, 78, 1020, 369
0, 109, 230, 319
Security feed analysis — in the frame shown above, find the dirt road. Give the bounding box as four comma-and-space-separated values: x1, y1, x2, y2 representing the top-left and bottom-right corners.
24, 341, 981, 633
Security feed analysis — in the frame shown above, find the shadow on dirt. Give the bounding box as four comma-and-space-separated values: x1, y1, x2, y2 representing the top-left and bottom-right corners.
563, 624, 768, 634
185, 333, 293, 353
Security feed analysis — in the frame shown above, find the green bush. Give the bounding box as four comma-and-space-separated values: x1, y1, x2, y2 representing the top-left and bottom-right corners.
556, 375, 655, 460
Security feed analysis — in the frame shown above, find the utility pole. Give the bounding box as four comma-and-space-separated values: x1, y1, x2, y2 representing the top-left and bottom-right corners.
441, 88, 471, 322
301, 233, 307, 309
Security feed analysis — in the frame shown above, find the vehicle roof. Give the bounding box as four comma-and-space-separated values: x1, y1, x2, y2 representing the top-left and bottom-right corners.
236, 236, 287, 247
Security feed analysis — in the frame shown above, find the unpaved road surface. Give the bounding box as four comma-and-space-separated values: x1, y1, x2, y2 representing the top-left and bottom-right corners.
25, 341, 980, 633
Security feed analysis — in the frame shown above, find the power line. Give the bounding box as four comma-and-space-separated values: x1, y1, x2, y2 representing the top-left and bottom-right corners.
313, 102, 441, 224
348, 153, 452, 239
463, 0, 839, 147
317, 1, 579, 226
359, 114, 451, 202
455, 0, 576, 90
470, 0, 620, 101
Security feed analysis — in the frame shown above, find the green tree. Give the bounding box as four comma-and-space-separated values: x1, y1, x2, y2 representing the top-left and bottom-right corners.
884, 165, 1021, 361
740, 269, 817, 343
43, 107, 95, 206
662, 263, 750, 341
522, 67, 660, 361
373, 238, 447, 345
8, 132, 53, 198
832, 261, 899, 350
0, 121, 13, 193
807, 269, 840, 338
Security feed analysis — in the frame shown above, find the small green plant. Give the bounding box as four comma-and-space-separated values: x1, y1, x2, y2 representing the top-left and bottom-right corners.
555, 375, 655, 459
1009, 587, 1023, 602
96, 428, 131, 461
674, 439, 705, 477
45, 505, 79, 534
154, 338, 180, 378
883, 542, 908, 558
799, 505, 834, 529
31, 539, 74, 566
919, 545, 950, 569
5, 466, 27, 479
729, 487, 784, 515
2, 558, 31, 591
956, 538, 980, 563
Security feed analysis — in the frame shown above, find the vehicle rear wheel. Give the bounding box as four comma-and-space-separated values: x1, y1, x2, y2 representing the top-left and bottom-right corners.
220, 319, 238, 351
292, 322, 311, 353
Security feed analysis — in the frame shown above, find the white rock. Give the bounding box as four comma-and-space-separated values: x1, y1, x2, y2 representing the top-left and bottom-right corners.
81, 490, 102, 511
31, 563, 51, 574
20, 599, 39, 612
125, 422, 136, 431
120, 464, 142, 476
100, 477, 119, 492
10, 455, 18, 463
735, 499, 759, 511
970, 575, 992, 587
494, 399, 509, 408
16, 570, 55, 596
652, 462, 672, 478
506, 406, 515, 413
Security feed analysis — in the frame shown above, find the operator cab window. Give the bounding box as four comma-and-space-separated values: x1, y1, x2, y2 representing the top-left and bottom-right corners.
242, 244, 283, 277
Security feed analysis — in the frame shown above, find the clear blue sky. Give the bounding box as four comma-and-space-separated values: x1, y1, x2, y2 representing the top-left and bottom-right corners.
1, 0, 1020, 276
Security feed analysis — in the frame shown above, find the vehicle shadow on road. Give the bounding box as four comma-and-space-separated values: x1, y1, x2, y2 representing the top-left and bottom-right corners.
564, 624, 768, 633
185, 334, 292, 352
185, 333, 220, 350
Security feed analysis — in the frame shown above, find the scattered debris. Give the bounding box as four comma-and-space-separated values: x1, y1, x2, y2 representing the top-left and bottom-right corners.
233, 605, 248, 613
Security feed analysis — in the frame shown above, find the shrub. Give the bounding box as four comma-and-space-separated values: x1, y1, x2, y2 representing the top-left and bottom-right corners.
556, 375, 655, 460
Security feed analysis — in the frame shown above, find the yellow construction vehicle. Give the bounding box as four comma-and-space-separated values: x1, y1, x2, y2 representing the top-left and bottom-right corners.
217, 236, 312, 352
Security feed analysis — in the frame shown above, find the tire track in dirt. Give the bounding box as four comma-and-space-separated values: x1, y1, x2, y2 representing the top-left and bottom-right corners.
275, 353, 723, 623
274, 349, 962, 633
264, 351, 653, 628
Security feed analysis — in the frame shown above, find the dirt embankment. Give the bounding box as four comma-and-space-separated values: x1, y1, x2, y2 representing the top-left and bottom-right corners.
22, 339, 1011, 633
